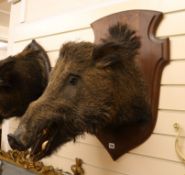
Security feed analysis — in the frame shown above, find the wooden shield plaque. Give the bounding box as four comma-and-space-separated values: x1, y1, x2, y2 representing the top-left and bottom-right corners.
91, 10, 169, 160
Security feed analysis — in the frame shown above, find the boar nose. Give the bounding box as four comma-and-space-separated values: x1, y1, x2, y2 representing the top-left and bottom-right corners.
8, 134, 27, 151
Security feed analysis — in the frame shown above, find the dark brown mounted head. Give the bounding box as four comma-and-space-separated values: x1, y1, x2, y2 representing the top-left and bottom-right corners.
8, 23, 151, 161
0, 40, 51, 123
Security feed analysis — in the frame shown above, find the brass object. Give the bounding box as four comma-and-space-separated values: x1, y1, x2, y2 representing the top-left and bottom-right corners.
173, 123, 185, 163
0, 149, 84, 175
71, 159, 84, 175
173, 123, 180, 130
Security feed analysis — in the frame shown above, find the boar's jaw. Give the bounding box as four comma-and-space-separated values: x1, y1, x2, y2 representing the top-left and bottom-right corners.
29, 116, 85, 161
29, 119, 70, 161
30, 127, 58, 161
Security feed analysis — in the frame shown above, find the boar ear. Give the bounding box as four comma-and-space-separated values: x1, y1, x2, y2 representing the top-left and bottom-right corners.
30, 40, 40, 50
22, 40, 51, 72
93, 23, 141, 68
93, 42, 123, 68
24, 40, 42, 52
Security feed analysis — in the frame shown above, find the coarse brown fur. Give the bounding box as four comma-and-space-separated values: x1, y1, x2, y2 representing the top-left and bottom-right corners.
8, 23, 152, 161
0, 40, 51, 123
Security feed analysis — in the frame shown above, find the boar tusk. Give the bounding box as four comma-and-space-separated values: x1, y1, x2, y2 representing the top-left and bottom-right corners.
42, 129, 48, 135
41, 140, 49, 151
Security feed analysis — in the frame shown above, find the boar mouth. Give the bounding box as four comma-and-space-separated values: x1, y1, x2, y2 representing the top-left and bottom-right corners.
30, 122, 58, 161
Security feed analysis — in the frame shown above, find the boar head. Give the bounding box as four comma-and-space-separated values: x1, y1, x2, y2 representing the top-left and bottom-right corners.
0, 40, 51, 123
8, 24, 151, 160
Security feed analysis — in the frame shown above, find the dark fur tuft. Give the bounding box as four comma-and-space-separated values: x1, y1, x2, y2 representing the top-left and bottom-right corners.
93, 23, 141, 68
106, 23, 141, 54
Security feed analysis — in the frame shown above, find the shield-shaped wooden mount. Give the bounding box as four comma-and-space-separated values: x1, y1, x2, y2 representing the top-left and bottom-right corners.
91, 10, 169, 160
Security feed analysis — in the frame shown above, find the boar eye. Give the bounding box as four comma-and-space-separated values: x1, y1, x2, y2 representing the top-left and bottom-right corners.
68, 74, 79, 86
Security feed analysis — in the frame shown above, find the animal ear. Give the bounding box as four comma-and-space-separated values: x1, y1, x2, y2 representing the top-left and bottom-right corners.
23, 40, 47, 56
93, 42, 123, 68
25, 40, 41, 52
93, 23, 141, 68
22, 40, 51, 72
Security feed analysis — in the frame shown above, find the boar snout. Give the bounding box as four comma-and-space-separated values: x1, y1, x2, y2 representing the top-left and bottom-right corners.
8, 133, 27, 151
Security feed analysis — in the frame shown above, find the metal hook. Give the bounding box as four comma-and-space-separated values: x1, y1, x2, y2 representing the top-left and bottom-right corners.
173, 123, 185, 162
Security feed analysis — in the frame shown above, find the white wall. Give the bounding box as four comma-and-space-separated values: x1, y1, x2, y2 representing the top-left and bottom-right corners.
2, 0, 185, 174
0, 25, 8, 41
0, 47, 7, 60
0, 27, 8, 60
0, 1, 10, 60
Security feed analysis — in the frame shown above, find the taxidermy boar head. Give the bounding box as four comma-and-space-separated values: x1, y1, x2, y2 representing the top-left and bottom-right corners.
0, 40, 51, 123
8, 23, 151, 161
